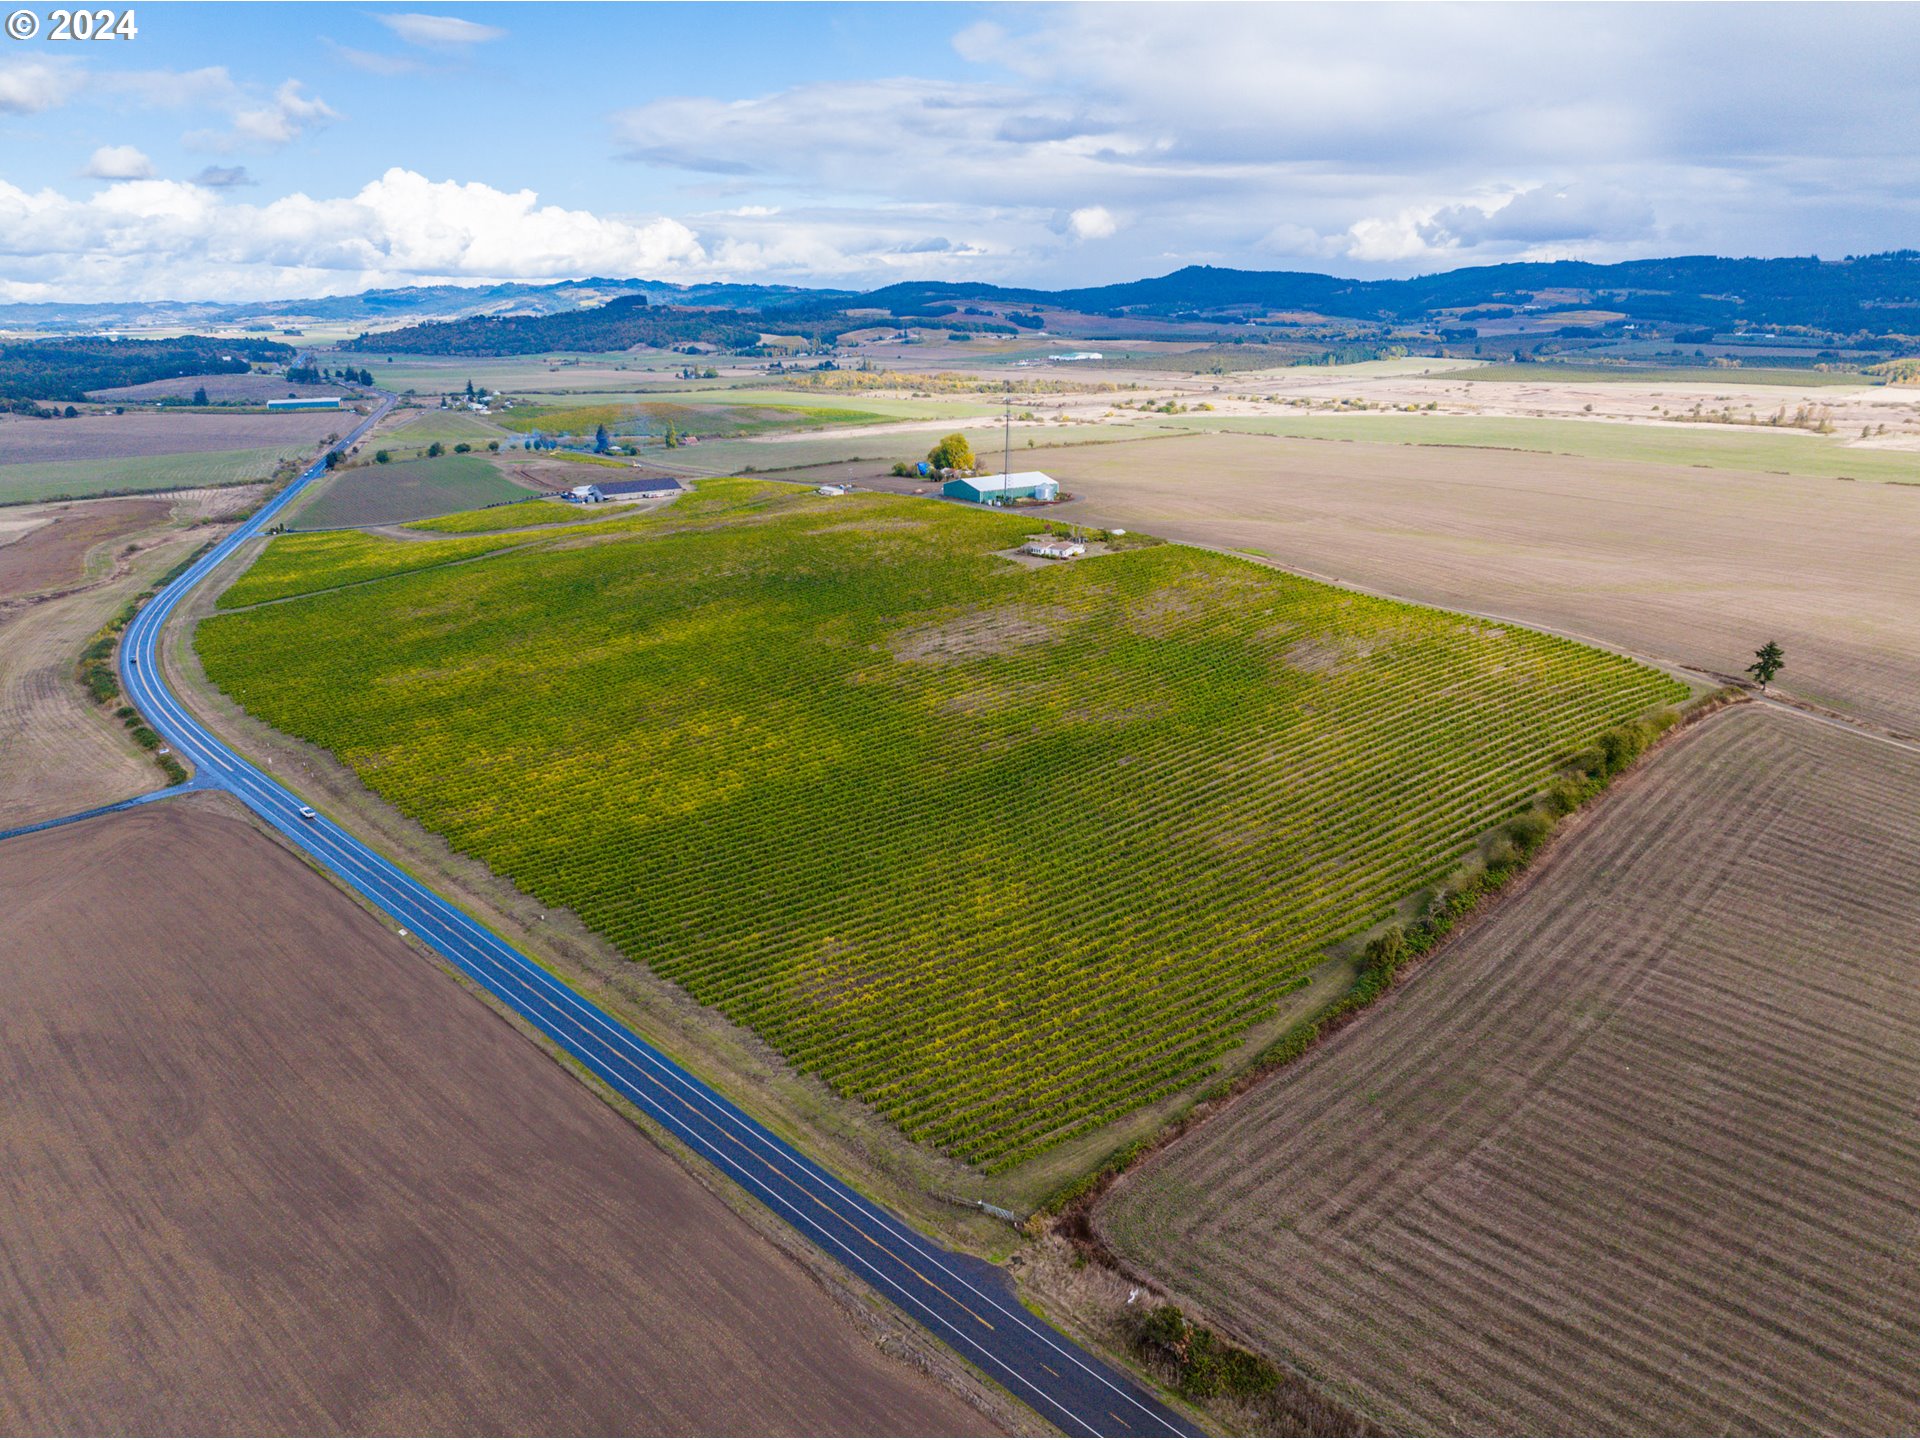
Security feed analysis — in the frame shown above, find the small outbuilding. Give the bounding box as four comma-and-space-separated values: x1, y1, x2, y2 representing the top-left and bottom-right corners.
1024, 537, 1085, 559
943, 471, 1059, 505
816, 484, 848, 497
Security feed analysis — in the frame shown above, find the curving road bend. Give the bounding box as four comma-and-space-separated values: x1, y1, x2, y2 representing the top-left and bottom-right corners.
114, 402, 1197, 1440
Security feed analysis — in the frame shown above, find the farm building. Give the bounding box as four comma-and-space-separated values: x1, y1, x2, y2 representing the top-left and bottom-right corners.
602, 477, 684, 501
566, 484, 606, 504
817, 484, 848, 497
943, 471, 1059, 505
267, 396, 342, 411
1024, 537, 1085, 559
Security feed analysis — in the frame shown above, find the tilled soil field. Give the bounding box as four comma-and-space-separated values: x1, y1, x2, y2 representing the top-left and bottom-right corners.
86, 374, 354, 404
0, 801, 995, 1436
1099, 705, 1920, 1434
0, 409, 345, 463
0, 498, 170, 600
1037, 430, 1920, 733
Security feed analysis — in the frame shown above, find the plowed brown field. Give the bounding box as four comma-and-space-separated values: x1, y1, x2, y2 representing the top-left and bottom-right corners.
0, 498, 169, 600
1040, 430, 1920, 733
1100, 706, 1920, 1435
0, 801, 995, 1436
0, 409, 345, 463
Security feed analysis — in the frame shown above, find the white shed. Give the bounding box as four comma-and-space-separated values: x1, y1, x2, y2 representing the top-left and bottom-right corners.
1024, 537, 1085, 560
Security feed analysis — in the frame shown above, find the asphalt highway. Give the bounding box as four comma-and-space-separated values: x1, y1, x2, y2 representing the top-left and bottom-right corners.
113, 404, 1198, 1439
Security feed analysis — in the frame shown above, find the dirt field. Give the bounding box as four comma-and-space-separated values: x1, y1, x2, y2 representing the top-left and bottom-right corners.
0, 409, 347, 464
1100, 705, 1920, 1434
1034, 430, 1920, 733
0, 800, 997, 1436
0, 498, 170, 600
87, 373, 353, 404
0, 498, 209, 825
0, 491, 263, 827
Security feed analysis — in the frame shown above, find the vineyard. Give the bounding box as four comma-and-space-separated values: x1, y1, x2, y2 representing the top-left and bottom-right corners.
405, 498, 600, 532
216, 529, 528, 608
197, 482, 1685, 1169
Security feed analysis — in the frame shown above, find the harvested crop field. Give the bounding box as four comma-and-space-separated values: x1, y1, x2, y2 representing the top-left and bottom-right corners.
1040, 429, 1920, 733
289, 453, 533, 529
0, 800, 995, 1436
1100, 705, 1920, 1435
0, 497, 169, 600
0, 446, 311, 505
0, 409, 345, 463
86, 373, 354, 404
0, 500, 201, 826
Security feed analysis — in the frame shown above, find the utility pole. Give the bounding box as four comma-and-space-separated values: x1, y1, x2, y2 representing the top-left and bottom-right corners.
1004, 392, 1012, 503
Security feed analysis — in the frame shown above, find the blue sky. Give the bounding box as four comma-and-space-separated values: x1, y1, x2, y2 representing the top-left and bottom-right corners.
4, 2, 1920, 301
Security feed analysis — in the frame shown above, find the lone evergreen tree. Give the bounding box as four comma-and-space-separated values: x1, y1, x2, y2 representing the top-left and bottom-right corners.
1748, 640, 1786, 692
594, 423, 611, 454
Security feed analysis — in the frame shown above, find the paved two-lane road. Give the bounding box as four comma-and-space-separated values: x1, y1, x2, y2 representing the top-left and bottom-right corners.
116, 406, 1197, 1439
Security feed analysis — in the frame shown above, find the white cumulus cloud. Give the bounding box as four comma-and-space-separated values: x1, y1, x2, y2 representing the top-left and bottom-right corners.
83, 144, 154, 180
0, 168, 709, 301
1068, 206, 1118, 241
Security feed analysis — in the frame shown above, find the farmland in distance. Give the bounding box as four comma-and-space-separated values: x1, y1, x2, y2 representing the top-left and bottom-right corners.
0, 410, 348, 505
287, 453, 536, 529
1100, 705, 1920, 1434
197, 480, 1683, 1172
1037, 428, 1920, 733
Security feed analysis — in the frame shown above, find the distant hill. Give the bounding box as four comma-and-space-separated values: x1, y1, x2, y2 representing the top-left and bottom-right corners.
0, 278, 837, 335
340, 251, 1920, 359
0, 335, 293, 405
11, 252, 1920, 355
1042, 253, 1920, 333
340, 295, 768, 356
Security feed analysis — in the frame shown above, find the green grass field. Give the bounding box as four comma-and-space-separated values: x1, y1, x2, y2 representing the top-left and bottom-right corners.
0, 446, 303, 505
376, 408, 509, 454
1157, 413, 1920, 482
289, 454, 534, 529
647, 420, 1151, 479
494, 397, 893, 438
198, 480, 1684, 1170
